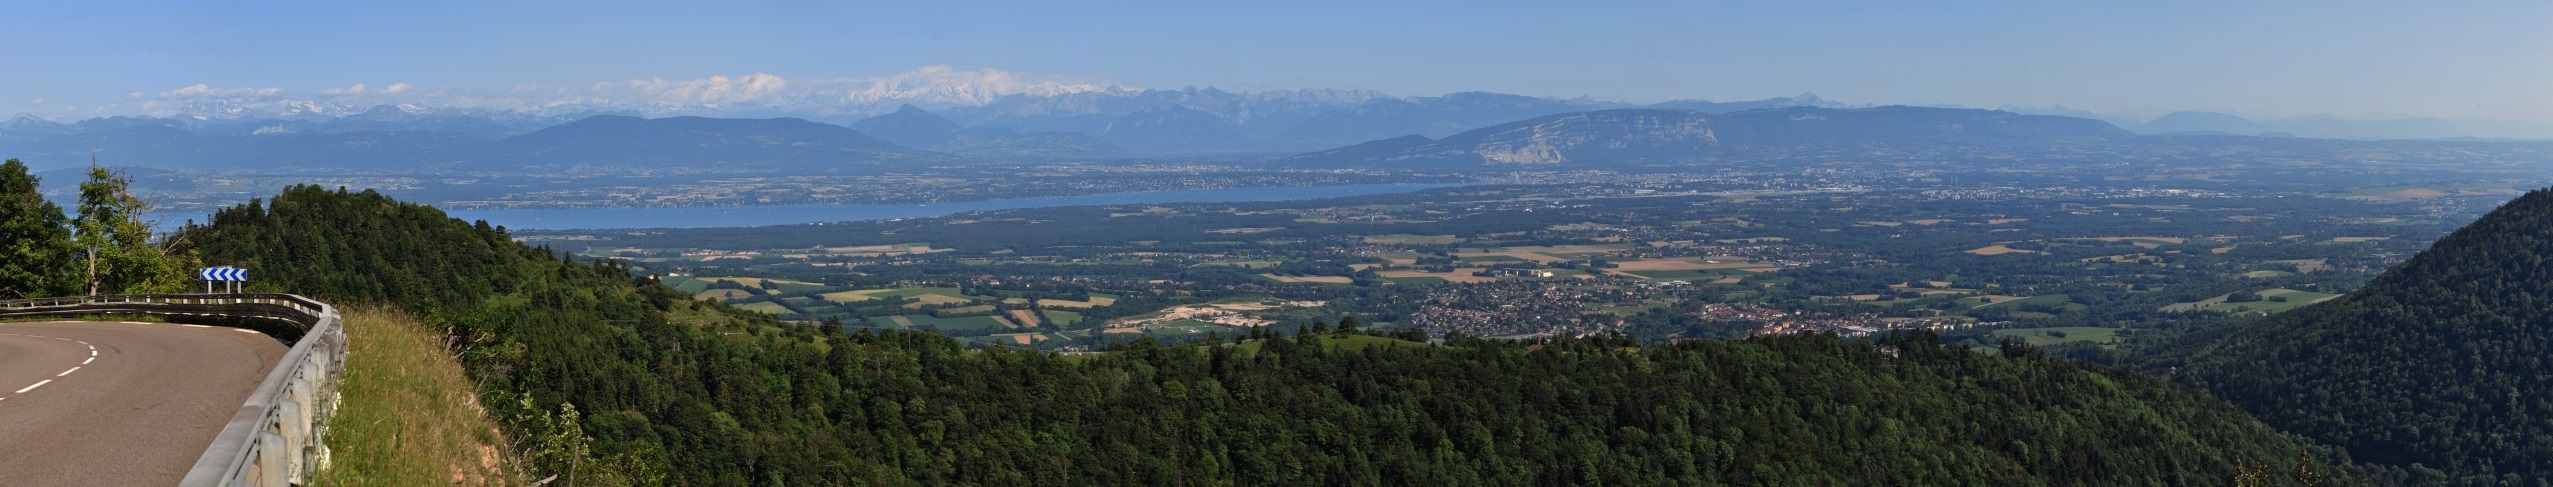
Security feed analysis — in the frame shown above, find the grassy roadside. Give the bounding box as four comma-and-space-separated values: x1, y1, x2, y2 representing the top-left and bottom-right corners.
318, 306, 513, 486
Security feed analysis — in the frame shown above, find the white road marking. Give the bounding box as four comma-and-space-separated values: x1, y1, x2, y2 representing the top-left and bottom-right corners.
182, 325, 210, 328
81, 357, 92, 365
57, 367, 77, 376
235, 329, 258, 334
16, 380, 50, 393
122, 321, 150, 325
89, 350, 96, 357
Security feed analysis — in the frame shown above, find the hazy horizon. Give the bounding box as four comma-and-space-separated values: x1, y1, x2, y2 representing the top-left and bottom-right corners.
2, 0, 2546, 127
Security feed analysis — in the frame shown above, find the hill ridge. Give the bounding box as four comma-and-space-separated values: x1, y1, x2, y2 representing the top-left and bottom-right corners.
2175, 186, 2553, 478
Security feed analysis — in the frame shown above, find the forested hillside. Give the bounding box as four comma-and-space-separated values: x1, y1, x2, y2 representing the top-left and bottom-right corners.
178, 186, 2344, 485
2167, 187, 2553, 481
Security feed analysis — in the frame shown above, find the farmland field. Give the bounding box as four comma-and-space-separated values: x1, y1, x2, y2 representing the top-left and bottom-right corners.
1036, 294, 1120, 309
695, 289, 754, 301
1043, 310, 1084, 326
896, 315, 1010, 332
1261, 274, 1354, 284
1362, 234, 1462, 245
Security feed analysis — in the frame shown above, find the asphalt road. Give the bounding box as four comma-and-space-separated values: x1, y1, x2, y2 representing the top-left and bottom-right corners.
0, 321, 286, 486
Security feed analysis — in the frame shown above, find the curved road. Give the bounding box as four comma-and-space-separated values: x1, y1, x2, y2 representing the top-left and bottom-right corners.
0, 321, 284, 486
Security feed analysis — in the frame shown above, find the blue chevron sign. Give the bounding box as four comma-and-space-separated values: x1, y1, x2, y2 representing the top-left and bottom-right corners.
198, 267, 248, 282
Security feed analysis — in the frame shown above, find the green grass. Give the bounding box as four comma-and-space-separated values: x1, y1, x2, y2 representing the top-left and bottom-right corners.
1043, 310, 1084, 326
2218, 291, 2342, 314
941, 304, 997, 315
770, 281, 831, 294
1120, 320, 1245, 339
1989, 327, 2124, 347
319, 307, 513, 486
666, 276, 711, 294
1971, 294, 2087, 312
735, 301, 793, 315
868, 287, 970, 299
897, 314, 1010, 332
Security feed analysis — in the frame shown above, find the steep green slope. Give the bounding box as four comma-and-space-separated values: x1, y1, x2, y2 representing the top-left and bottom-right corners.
2171, 187, 2553, 479
181, 186, 2341, 485
320, 306, 515, 486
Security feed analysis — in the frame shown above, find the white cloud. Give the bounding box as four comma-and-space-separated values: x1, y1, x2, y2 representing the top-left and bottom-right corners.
577, 66, 1116, 109
28, 98, 42, 105
75, 67, 1124, 120
612, 72, 795, 105
158, 83, 286, 100
830, 65, 1113, 105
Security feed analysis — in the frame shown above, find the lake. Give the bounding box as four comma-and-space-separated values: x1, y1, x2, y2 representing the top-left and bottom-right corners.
433, 184, 1462, 230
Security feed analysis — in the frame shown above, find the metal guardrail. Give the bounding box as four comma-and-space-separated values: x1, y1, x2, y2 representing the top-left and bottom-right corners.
0, 293, 344, 487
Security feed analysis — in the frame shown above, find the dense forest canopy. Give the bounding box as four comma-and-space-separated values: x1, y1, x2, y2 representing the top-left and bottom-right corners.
164, 185, 2351, 485
2166, 187, 2553, 481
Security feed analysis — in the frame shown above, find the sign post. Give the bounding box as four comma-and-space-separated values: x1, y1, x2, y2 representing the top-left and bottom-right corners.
198, 266, 247, 294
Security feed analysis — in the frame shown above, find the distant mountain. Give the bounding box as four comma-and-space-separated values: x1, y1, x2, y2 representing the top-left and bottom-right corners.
2170, 187, 2553, 479
475, 115, 939, 173
941, 87, 1381, 138
1, 114, 76, 144
852, 105, 1120, 158
5, 123, 486, 172
2129, 111, 2487, 140
2268, 115, 2466, 140
1275, 92, 1615, 146
313, 104, 566, 139
1097, 105, 1257, 153
850, 105, 969, 149
2135, 111, 2278, 135
1645, 93, 1829, 114
1282, 106, 2132, 168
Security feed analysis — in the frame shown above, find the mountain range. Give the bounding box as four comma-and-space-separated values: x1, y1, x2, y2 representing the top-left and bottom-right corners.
1281, 106, 2131, 168
2131, 110, 2480, 139
848, 105, 1121, 158
0, 91, 1880, 171
3, 91, 2542, 175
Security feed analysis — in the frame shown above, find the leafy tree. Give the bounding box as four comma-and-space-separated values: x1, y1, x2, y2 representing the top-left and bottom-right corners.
0, 159, 74, 298
72, 165, 192, 295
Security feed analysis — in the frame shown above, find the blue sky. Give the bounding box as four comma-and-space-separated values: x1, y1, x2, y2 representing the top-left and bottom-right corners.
2, 0, 2546, 123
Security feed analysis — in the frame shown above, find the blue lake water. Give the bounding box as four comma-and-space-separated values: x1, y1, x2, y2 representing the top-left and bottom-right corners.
428, 184, 1462, 230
